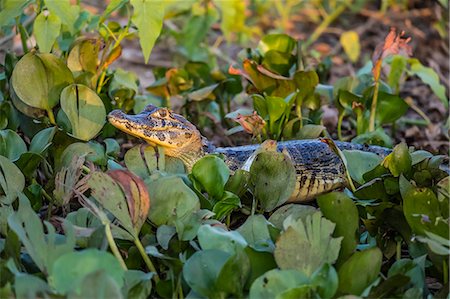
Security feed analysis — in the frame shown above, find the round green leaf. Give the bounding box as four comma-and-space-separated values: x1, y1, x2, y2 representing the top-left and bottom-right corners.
147, 176, 200, 226
381, 142, 411, 177
249, 269, 309, 299
191, 155, 230, 200
29, 127, 57, 154
337, 247, 382, 295
60, 84, 106, 141
0, 129, 27, 161
197, 224, 247, 254
11, 52, 73, 110
250, 151, 296, 212
311, 264, 339, 299
33, 10, 62, 53
50, 249, 125, 295
257, 34, 296, 55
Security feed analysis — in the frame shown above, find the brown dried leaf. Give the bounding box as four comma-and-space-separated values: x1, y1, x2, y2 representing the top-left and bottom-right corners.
233, 111, 266, 136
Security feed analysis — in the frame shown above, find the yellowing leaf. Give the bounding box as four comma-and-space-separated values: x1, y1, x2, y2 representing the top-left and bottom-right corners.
340, 31, 360, 63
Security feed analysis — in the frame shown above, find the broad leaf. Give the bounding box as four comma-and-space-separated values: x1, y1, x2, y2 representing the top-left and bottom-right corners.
237, 214, 275, 252
340, 31, 360, 62
197, 224, 247, 254
44, 0, 79, 33
343, 150, 383, 184
191, 155, 230, 200
0, 155, 25, 204
130, 0, 165, 63
29, 126, 57, 154
274, 212, 342, 276
60, 84, 106, 141
0, 129, 27, 161
249, 269, 310, 299
33, 10, 61, 53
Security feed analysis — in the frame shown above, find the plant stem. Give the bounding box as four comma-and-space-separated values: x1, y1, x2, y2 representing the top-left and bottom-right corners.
134, 238, 160, 282
46, 109, 56, 125
368, 80, 380, 132
16, 17, 29, 53
105, 223, 128, 270
304, 3, 347, 49
337, 112, 345, 140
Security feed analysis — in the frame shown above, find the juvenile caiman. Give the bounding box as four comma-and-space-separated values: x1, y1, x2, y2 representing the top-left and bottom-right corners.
108, 105, 391, 202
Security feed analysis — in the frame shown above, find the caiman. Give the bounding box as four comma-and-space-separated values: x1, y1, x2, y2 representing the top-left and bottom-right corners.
108, 105, 390, 202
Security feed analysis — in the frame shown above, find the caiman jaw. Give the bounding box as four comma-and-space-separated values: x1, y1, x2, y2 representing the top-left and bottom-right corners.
108, 105, 205, 164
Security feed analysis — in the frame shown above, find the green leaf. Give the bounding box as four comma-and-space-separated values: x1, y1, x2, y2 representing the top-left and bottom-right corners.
130, 0, 165, 63
60, 84, 106, 141
147, 176, 200, 226
187, 84, 219, 101
415, 232, 450, 255
388, 55, 407, 93
250, 150, 296, 212
68, 270, 124, 299
191, 155, 230, 200
108, 68, 139, 105
402, 186, 447, 238
182, 249, 232, 298
33, 10, 62, 53
123, 270, 153, 299
317, 192, 359, 267
257, 34, 296, 55
50, 249, 125, 295
212, 191, 241, 221
351, 127, 393, 148
249, 269, 310, 299
11, 52, 74, 110
343, 150, 383, 184
311, 263, 339, 299
102, 0, 128, 21
388, 258, 425, 290
262, 50, 294, 76
15, 152, 44, 178
338, 247, 382, 295
376, 92, 409, 124
340, 31, 360, 62
44, 0, 80, 34
197, 224, 247, 254
0, 129, 27, 161
0, 155, 25, 204
237, 214, 275, 252
274, 212, 342, 276
14, 274, 50, 299
408, 58, 448, 108
7, 194, 76, 275
381, 142, 411, 177
0, 0, 32, 27
268, 204, 317, 230
29, 127, 57, 154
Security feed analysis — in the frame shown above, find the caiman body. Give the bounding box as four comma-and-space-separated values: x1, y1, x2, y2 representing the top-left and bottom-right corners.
108, 105, 390, 202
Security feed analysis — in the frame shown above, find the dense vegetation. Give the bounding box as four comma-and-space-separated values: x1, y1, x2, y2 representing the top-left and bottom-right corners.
0, 0, 448, 298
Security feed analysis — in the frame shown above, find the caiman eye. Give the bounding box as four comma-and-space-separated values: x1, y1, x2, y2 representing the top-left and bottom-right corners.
158, 108, 168, 118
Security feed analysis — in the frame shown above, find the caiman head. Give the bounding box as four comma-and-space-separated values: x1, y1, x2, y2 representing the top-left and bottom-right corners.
108, 105, 205, 165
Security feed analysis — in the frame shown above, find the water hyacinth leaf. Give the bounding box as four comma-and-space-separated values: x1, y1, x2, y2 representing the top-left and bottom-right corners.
262, 50, 295, 76
108, 69, 139, 107
0, 155, 25, 204
237, 214, 275, 252
402, 186, 447, 238
191, 155, 230, 200
130, 0, 165, 63
340, 30, 360, 62
107, 170, 150, 234
257, 34, 296, 55
249, 269, 310, 299
415, 232, 450, 256
14, 274, 51, 299
58, 142, 98, 170
337, 247, 382, 295
216, 249, 250, 298
317, 192, 359, 266
244, 247, 278, 289
197, 224, 247, 254
15, 152, 44, 179
0, 129, 27, 161
343, 150, 383, 184
33, 10, 61, 53
388, 55, 407, 92
67, 38, 101, 75
268, 204, 317, 230
351, 127, 393, 148
408, 58, 448, 108
11, 52, 74, 110
29, 127, 57, 154
0, 0, 33, 27
311, 263, 339, 299
50, 249, 125, 295
87, 171, 134, 236
212, 191, 240, 221
65, 207, 103, 248
381, 142, 411, 177
250, 150, 296, 212
376, 92, 408, 124
60, 84, 106, 141
388, 258, 425, 290
7, 194, 76, 275
187, 83, 219, 101
147, 176, 200, 226
123, 270, 153, 299
68, 270, 123, 299
182, 249, 232, 298
274, 212, 342, 276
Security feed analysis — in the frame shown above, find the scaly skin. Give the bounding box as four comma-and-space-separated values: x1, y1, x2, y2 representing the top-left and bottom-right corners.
108, 105, 391, 202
